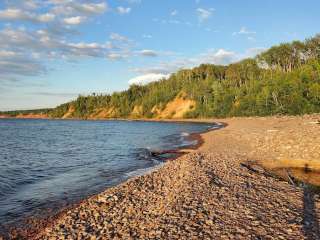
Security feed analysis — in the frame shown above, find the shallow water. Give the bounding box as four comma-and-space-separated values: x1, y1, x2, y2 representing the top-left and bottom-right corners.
0, 119, 213, 225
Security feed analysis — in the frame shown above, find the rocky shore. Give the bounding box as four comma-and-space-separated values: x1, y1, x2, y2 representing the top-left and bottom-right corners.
8, 115, 320, 239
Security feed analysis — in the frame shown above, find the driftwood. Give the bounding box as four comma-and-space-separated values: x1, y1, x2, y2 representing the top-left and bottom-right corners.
150, 149, 196, 159
285, 169, 296, 186
240, 162, 274, 178
151, 149, 179, 155
151, 149, 185, 157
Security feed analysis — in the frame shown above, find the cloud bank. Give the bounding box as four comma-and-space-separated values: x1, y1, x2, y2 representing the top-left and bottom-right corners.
0, 1, 156, 83
129, 47, 265, 85
129, 73, 170, 85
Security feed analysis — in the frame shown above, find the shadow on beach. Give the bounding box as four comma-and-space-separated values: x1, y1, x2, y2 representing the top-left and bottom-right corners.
303, 185, 320, 239
246, 161, 320, 239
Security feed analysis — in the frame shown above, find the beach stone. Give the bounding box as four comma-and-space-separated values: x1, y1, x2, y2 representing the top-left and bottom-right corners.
27, 115, 320, 240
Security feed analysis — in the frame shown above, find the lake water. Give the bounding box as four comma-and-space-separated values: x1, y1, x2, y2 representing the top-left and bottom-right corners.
0, 119, 215, 226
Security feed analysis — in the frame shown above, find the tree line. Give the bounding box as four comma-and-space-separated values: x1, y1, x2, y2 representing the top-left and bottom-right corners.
2, 34, 320, 119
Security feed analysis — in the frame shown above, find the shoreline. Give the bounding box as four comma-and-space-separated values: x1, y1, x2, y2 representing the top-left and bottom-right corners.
0, 115, 217, 124
3, 115, 320, 239
1, 120, 222, 239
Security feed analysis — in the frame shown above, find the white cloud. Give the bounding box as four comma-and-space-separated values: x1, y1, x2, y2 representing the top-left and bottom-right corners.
233, 27, 256, 36
0, 26, 135, 80
129, 73, 170, 85
0, 50, 17, 58
110, 32, 129, 42
0, 8, 55, 23
117, 6, 131, 15
50, 1, 107, 16
0, 8, 29, 20
107, 53, 124, 60
142, 34, 152, 39
153, 17, 196, 27
0, 1, 107, 25
0, 53, 46, 77
202, 49, 236, 65
63, 16, 86, 25
38, 13, 56, 22
0, 0, 132, 83
47, 0, 71, 4
139, 49, 158, 57
75, 2, 107, 14
68, 42, 107, 57
171, 10, 178, 16
130, 48, 264, 84
140, 49, 236, 73
17, 0, 39, 10
196, 8, 214, 22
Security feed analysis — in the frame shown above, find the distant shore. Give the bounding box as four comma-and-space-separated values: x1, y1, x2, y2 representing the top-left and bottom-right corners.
0, 114, 48, 119
4, 115, 320, 239
0, 114, 215, 123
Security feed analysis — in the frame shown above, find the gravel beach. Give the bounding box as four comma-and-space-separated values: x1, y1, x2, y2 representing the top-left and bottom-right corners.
9, 115, 320, 239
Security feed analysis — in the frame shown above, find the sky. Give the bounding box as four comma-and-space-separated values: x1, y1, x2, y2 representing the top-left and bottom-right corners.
0, 0, 319, 110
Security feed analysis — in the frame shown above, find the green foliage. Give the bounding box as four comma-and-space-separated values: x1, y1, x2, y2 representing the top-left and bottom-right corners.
0, 108, 51, 116
49, 103, 70, 118
4, 35, 320, 119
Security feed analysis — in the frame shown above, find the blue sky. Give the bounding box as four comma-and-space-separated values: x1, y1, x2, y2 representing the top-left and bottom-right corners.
0, 0, 319, 110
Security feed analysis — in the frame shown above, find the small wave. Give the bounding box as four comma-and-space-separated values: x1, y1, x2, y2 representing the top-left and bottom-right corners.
209, 123, 224, 130
180, 132, 190, 137
178, 140, 197, 148
125, 163, 164, 178
132, 148, 153, 161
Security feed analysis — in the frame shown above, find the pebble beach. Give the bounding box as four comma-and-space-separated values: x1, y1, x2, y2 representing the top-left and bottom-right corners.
6, 115, 320, 239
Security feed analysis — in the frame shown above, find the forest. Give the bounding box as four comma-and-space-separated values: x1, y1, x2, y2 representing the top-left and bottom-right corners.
2, 35, 320, 119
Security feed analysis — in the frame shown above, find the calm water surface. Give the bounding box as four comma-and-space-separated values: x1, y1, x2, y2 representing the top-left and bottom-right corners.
0, 119, 214, 225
